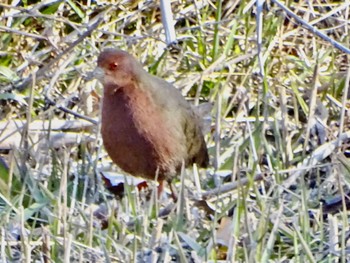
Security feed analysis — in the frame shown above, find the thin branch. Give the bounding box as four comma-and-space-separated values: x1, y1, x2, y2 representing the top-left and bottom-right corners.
44, 96, 98, 125
272, 0, 350, 54
0, 26, 48, 40
3, 17, 103, 92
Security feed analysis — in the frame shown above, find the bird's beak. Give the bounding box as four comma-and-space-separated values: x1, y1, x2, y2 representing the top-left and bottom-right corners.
92, 66, 105, 81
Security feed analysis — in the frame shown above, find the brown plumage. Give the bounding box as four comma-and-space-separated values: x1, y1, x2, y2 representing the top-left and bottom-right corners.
95, 49, 208, 187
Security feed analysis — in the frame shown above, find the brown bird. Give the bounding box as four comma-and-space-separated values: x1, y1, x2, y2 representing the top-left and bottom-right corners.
95, 49, 209, 196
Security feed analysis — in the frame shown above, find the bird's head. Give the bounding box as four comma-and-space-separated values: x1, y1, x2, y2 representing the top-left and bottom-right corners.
95, 49, 142, 88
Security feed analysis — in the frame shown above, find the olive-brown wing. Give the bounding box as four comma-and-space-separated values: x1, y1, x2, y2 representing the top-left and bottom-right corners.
182, 109, 209, 168
141, 74, 209, 168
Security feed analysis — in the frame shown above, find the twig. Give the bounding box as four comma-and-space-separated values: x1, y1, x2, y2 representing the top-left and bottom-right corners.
45, 96, 98, 125
256, 0, 265, 77
282, 130, 350, 189
0, 26, 48, 40
338, 64, 350, 147
200, 173, 266, 199
271, 0, 350, 54
3, 17, 103, 92
160, 0, 177, 45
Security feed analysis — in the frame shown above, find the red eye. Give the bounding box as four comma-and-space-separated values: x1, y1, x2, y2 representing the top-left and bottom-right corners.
108, 62, 118, 71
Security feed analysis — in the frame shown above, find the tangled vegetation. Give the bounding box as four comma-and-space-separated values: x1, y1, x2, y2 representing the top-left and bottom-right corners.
1, 0, 350, 262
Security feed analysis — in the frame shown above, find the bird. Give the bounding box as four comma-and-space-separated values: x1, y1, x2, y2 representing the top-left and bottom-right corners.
95, 48, 209, 197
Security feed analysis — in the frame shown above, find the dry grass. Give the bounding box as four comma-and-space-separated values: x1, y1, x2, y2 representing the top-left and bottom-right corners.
1, 0, 350, 262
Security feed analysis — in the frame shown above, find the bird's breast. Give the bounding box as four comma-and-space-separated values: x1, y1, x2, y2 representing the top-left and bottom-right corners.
101, 85, 186, 180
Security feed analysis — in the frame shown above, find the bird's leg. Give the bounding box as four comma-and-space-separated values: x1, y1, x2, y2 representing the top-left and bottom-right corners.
157, 179, 164, 198
156, 179, 177, 201
154, 167, 165, 199
167, 178, 178, 202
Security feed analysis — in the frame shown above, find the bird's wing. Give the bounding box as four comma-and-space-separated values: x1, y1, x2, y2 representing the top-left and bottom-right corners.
182, 107, 209, 167
145, 75, 209, 168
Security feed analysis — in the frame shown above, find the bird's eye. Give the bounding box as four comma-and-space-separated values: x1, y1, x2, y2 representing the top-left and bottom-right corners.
108, 62, 118, 71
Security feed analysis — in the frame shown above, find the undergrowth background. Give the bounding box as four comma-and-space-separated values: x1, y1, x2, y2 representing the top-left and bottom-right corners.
1, 0, 350, 262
